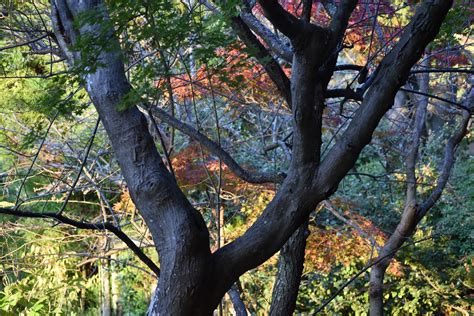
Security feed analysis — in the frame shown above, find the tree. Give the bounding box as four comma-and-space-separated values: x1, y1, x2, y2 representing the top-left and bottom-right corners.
0, 0, 470, 314
368, 56, 472, 315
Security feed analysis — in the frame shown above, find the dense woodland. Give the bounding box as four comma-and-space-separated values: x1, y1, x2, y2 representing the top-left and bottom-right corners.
0, 0, 472, 315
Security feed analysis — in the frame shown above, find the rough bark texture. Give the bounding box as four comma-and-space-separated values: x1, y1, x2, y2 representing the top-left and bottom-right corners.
269, 220, 309, 316
48, 0, 454, 314
212, 1, 452, 308
51, 1, 212, 314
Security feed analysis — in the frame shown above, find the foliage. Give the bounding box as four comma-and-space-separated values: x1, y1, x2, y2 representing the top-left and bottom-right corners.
0, 0, 472, 314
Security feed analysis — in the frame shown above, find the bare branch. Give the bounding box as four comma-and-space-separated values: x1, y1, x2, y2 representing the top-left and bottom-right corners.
320, 0, 337, 17
0, 33, 50, 51
0, 207, 160, 277
324, 88, 363, 101
419, 90, 473, 217
150, 105, 284, 184
410, 68, 474, 74
315, 235, 434, 313
323, 201, 379, 249
257, 0, 303, 39
319, 0, 454, 193
231, 17, 292, 107
334, 64, 365, 72
400, 87, 471, 112
239, 12, 293, 62
57, 117, 100, 215
14, 112, 59, 207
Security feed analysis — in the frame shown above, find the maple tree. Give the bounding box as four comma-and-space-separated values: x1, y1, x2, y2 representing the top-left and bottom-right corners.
0, 0, 472, 315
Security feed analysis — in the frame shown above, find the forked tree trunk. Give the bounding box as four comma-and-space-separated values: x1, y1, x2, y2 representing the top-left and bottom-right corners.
49, 0, 453, 314
368, 56, 430, 315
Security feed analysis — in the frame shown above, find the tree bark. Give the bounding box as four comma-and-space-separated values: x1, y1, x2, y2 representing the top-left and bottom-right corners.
269, 220, 309, 316
368, 54, 430, 315
50, 1, 212, 314
213, 1, 452, 307
48, 0, 454, 314
228, 283, 248, 316
369, 263, 385, 316
100, 259, 111, 316
368, 203, 418, 316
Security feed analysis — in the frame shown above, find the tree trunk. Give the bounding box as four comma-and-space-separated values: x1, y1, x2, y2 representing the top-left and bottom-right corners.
369, 262, 389, 316
369, 56, 430, 316
368, 202, 419, 315
228, 283, 248, 316
111, 253, 123, 316
49, 1, 453, 314
269, 220, 309, 316
51, 2, 213, 314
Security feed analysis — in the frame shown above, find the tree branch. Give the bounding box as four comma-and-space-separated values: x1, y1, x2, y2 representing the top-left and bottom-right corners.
315, 235, 434, 313
150, 105, 284, 184
301, 0, 312, 22
0, 33, 50, 51
334, 64, 365, 72
318, 0, 454, 194
329, 0, 358, 44
0, 207, 161, 276
419, 90, 473, 217
57, 117, 100, 215
320, 0, 337, 17
231, 16, 292, 107
257, 0, 303, 39
400, 87, 471, 112
323, 201, 379, 249
410, 67, 474, 74
239, 12, 293, 62
211, 0, 453, 303
324, 88, 363, 101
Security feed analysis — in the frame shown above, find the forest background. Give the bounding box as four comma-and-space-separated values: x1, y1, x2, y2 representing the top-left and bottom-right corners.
0, 0, 472, 315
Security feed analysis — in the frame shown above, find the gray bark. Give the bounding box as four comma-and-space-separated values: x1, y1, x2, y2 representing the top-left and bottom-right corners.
369, 56, 430, 315
48, 0, 454, 314
269, 220, 309, 316
212, 0, 452, 306
101, 259, 111, 316
51, 1, 211, 314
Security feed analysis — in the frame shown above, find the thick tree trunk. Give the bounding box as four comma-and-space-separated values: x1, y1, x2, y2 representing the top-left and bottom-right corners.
51, 1, 212, 314
269, 220, 309, 316
49, 0, 453, 314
